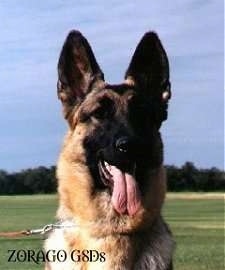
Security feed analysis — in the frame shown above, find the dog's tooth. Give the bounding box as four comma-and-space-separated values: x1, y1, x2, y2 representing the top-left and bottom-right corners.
104, 161, 109, 166
104, 161, 111, 170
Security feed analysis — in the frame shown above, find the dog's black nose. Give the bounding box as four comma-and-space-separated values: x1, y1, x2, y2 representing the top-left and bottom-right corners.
116, 137, 131, 153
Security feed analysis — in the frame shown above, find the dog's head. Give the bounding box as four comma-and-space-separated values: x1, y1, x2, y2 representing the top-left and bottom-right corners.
57, 30, 171, 219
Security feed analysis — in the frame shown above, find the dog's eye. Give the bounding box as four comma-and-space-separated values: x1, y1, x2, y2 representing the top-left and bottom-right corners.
90, 98, 114, 120
91, 106, 107, 119
79, 106, 108, 123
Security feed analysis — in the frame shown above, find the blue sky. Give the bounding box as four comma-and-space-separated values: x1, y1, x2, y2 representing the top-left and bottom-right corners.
0, 0, 223, 171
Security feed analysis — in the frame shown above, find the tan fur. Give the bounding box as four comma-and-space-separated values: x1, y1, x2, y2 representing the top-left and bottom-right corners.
45, 30, 174, 269
45, 163, 173, 269
45, 127, 174, 269
44, 92, 174, 269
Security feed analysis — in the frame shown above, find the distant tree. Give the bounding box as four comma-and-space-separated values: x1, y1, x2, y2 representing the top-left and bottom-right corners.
166, 165, 183, 191
23, 166, 57, 194
204, 167, 225, 191
0, 170, 8, 194
167, 162, 225, 192
181, 162, 198, 190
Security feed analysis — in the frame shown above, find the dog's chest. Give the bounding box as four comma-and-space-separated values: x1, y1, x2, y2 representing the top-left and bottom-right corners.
45, 227, 133, 269
44, 225, 173, 270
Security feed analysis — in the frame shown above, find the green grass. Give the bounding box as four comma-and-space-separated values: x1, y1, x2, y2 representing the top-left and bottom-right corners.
163, 193, 224, 270
0, 193, 224, 269
0, 195, 57, 270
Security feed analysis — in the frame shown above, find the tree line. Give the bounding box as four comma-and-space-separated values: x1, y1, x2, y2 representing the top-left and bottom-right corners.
0, 162, 224, 195
0, 166, 56, 195
166, 162, 224, 191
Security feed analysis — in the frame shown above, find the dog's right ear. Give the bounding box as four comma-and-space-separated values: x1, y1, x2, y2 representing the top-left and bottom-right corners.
57, 30, 104, 120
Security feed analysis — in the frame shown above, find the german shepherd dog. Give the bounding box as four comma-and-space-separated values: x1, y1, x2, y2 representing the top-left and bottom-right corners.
45, 30, 174, 270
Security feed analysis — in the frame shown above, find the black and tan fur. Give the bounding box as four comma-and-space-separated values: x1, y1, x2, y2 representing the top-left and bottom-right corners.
45, 30, 174, 270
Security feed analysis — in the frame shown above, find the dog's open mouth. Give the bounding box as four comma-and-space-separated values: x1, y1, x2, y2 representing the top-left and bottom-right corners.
98, 160, 141, 216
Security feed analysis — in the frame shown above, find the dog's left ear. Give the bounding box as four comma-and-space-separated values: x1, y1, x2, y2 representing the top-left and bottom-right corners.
125, 32, 171, 124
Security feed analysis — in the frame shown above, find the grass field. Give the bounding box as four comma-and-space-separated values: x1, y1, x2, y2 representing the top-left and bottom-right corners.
0, 193, 224, 270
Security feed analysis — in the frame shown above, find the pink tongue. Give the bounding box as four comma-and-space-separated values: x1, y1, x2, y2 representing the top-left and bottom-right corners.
110, 165, 141, 216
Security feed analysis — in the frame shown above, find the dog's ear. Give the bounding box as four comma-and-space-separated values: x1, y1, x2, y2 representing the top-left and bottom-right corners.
57, 30, 104, 120
125, 32, 171, 124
